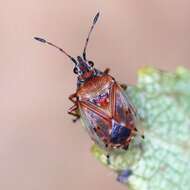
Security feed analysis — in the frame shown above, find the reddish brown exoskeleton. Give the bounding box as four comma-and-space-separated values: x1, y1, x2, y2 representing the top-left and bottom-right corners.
34, 13, 143, 159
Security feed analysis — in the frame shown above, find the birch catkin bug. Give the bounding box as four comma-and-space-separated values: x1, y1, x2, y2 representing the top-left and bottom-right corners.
34, 12, 143, 156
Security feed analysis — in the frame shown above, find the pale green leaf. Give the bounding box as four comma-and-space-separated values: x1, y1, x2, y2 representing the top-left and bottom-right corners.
91, 66, 190, 190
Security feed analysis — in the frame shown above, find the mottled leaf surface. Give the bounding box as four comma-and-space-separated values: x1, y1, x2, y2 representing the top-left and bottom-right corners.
91, 67, 190, 190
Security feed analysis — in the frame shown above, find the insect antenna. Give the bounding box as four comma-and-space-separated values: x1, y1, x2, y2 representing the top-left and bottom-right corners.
34, 37, 77, 64
82, 12, 100, 60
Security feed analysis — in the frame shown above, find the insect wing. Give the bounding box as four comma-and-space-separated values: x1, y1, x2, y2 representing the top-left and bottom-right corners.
87, 86, 112, 117
79, 103, 110, 149
115, 85, 138, 130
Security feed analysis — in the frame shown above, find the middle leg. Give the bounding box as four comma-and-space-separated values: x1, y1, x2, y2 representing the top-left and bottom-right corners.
68, 104, 80, 123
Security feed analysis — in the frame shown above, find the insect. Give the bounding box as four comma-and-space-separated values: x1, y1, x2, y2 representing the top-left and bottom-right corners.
34, 12, 143, 156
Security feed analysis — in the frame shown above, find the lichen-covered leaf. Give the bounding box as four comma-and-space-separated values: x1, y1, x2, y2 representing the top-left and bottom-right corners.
91, 66, 190, 190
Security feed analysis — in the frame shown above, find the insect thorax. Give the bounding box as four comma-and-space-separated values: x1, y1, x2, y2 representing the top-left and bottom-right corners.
77, 68, 104, 88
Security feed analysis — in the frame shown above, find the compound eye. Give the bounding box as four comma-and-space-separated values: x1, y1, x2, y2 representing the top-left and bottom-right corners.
73, 67, 78, 74
88, 61, 94, 67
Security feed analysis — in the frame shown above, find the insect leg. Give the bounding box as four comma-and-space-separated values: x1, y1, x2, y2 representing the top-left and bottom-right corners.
68, 104, 80, 123
130, 125, 145, 140
123, 144, 129, 150
103, 68, 110, 74
68, 93, 80, 122
120, 84, 127, 90
69, 93, 78, 103
95, 130, 111, 165
106, 154, 111, 165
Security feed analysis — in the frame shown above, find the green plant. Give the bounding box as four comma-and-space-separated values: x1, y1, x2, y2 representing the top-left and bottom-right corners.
91, 66, 190, 190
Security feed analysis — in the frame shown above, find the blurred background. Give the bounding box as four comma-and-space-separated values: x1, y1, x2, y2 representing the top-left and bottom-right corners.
1, 0, 190, 190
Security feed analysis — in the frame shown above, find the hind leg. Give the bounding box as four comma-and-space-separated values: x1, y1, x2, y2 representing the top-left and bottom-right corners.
120, 84, 127, 90
68, 104, 80, 123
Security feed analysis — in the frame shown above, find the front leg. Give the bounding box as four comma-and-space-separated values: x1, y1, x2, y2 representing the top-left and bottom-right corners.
69, 93, 78, 103
68, 93, 80, 122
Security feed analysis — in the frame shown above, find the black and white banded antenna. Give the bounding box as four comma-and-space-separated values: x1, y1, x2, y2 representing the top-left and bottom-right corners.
34, 37, 77, 65
82, 12, 100, 61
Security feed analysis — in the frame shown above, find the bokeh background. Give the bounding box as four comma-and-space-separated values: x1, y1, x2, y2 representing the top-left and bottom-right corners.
1, 0, 190, 190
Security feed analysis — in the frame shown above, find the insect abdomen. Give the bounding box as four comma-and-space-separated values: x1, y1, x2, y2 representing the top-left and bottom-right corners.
77, 75, 137, 150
